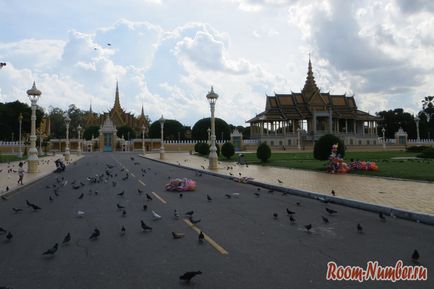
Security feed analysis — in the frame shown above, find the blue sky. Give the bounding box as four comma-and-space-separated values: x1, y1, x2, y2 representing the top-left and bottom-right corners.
1, 0, 433, 126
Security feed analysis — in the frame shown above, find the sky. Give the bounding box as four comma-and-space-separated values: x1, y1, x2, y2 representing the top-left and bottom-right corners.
0, 0, 433, 126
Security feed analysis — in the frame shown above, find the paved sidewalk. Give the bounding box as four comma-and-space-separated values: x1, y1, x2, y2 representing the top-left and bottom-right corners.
0, 154, 84, 197
145, 152, 434, 216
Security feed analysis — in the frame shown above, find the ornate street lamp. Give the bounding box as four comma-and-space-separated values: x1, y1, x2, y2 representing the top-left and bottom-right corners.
297, 127, 301, 150
382, 127, 386, 150
26, 82, 41, 173
415, 115, 420, 146
38, 129, 43, 156
142, 124, 146, 155
18, 113, 23, 158
159, 115, 165, 160
206, 86, 219, 170
64, 114, 71, 161
77, 124, 82, 156
207, 127, 211, 145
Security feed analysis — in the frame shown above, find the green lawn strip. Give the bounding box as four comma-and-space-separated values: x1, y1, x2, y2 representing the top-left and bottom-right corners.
220, 151, 434, 182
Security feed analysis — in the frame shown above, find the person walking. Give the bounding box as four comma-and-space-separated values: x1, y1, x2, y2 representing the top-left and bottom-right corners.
17, 162, 24, 185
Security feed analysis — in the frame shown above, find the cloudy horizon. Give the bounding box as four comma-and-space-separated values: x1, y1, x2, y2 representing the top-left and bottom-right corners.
0, 0, 433, 126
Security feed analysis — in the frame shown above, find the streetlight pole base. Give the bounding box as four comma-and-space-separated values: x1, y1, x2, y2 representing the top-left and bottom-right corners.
65, 151, 71, 162
208, 152, 218, 170
27, 159, 39, 173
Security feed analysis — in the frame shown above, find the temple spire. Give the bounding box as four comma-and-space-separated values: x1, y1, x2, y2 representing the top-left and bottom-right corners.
89, 98, 93, 113
114, 81, 121, 109
302, 55, 319, 95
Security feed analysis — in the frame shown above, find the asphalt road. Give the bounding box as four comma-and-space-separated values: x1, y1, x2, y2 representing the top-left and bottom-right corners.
0, 153, 433, 289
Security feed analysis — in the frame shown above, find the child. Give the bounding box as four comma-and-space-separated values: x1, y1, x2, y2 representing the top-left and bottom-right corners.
18, 162, 24, 185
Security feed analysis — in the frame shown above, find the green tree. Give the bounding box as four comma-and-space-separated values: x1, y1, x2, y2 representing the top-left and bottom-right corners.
117, 125, 136, 140
47, 106, 66, 138
256, 142, 271, 162
313, 134, 345, 161
148, 119, 185, 140
376, 109, 416, 139
191, 117, 230, 140
0, 101, 44, 140
83, 125, 100, 140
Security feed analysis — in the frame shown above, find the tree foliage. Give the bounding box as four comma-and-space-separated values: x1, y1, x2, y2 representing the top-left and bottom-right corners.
83, 125, 100, 140
149, 119, 185, 140
191, 118, 231, 140
313, 134, 345, 161
116, 125, 136, 139
256, 142, 271, 162
376, 108, 416, 139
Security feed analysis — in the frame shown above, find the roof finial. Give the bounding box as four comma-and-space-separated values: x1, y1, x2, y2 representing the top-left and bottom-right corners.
114, 80, 121, 109
89, 98, 93, 113
141, 96, 145, 117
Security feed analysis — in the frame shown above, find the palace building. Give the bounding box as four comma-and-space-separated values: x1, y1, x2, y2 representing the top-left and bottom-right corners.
247, 59, 381, 148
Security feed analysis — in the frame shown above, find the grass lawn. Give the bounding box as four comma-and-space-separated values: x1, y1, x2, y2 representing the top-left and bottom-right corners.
0, 154, 27, 163
221, 151, 434, 182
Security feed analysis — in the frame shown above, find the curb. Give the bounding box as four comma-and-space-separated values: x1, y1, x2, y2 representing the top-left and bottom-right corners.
139, 154, 434, 226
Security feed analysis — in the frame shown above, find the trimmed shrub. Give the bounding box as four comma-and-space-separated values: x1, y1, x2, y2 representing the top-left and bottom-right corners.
256, 142, 271, 162
194, 142, 201, 153
221, 142, 235, 159
314, 134, 345, 161
406, 146, 430, 153
418, 147, 434, 158
197, 142, 209, 155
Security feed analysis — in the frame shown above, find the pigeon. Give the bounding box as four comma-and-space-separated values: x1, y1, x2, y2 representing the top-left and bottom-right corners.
296, 202, 301, 206
174, 210, 180, 219
277, 179, 283, 184
122, 210, 127, 217
62, 233, 71, 244
198, 231, 205, 242
121, 226, 126, 235
172, 232, 185, 239
331, 190, 336, 196
89, 228, 100, 240
207, 194, 212, 201
304, 224, 312, 232
6, 231, 13, 241
77, 210, 85, 218
201, 165, 205, 170
412, 249, 420, 262
72, 185, 80, 190
1, 195, 7, 201
225, 194, 232, 199
185, 211, 194, 217
26, 200, 32, 207
146, 193, 153, 201
179, 271, 202, 282
325, 208, 337, 215
152, 210, 162, 220
232, 193, 240, 198
49, 196, 54, 202
268, 189, 274, 194
322, 216, 329, 224
238, 172, 242, 177
78, 193, 84, 199
143, 205, 148, 211
357, 223, 363, 233
6, 186, 9, 192
254, 192, 260, 198
137, 188, 143, 194
0, 227, 6, 233
189, 217, 201, 224
29, 203, 42, 211
12, 208, 23, 213
286, 209, 295, 215
379, 212, 386, 221
117, 203, 125, 210
179, 193, 183, 198
117, 191, 125, 197
141, 220, 152, 231
289, 215, 296, 223
273, 213, 278, 220
42, 243, 58, 256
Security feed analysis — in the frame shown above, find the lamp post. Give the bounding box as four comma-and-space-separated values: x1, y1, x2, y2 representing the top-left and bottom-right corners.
415, 115, 420, 146
18, 113, 23, 158
38, 130, 43, 156
206, 86, 219, 170
64, 114, 71, 161
207, 128, 211, 144
77, 124, 82, 156
159, 115, 165, 160
382, 127, 386, 150
142, 124, 146, 155
26, 82, 41, 173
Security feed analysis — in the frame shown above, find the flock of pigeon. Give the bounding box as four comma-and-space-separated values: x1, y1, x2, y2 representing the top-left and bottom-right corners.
0, 157, 205, 285
0, 155, 423, 288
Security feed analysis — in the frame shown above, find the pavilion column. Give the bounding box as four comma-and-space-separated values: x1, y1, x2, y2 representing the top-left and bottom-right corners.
267, 122, 269, 136
345, 119, 348, 134
260, 122, 264, 136
328, 106, 333, 134
274, 122, 277, 136
292, 121, 296, 134
362, 121, 365, 135
375, 123, 378, 136
283, 121, 287, 137
313, 112, 317, 136
353, 120, 356, 135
